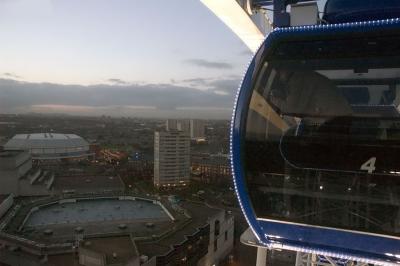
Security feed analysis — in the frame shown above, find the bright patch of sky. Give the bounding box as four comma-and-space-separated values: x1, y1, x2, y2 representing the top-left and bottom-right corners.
0, 0, 250, 85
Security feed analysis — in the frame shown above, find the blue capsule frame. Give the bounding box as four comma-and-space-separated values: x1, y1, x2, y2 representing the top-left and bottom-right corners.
230, 18, 400, 265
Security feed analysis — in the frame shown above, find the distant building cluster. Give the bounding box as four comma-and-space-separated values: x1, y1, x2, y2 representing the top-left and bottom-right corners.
166, 119, 206, 140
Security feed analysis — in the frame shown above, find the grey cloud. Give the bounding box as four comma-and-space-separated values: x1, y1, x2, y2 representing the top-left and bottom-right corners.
181, 77, 241, 97
3, 72, 21, 79
181, 77, 211, 87
107, 78, 128, 85
182, 78, 209, 84
0, 78, 237, 119
183, 59, 233, 69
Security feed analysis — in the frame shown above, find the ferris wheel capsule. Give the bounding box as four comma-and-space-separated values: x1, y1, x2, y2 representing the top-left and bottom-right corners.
231, 16, 400, 264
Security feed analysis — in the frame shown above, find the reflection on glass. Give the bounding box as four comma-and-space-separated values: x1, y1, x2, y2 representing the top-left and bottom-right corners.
244, 37, 400, 237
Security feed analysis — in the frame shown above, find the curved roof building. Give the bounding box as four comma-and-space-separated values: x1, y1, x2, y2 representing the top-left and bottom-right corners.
4, 133, 90, 160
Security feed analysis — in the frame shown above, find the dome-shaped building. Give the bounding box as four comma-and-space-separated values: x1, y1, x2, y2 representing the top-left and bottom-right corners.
4, 133, 90, 160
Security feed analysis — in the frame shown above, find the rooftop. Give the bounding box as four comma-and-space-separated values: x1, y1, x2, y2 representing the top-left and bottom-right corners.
136, 201, 222, 258
4, 133, 89, 150
24, 198, 170, 228
10, 196, 175, 245
82, 236, 139, 265
12, 133, 82, 141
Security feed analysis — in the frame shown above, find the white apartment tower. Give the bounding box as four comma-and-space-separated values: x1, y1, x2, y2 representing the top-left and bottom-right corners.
165, 119, 190, 135
165, 119, 205, 140
190, 119, 205, 139
178, 120, 190, 135
165, 119, 179, 131
154, 131, 190, 188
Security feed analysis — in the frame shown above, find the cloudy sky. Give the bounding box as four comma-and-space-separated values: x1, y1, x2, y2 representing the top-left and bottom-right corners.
0, 0, 254, 119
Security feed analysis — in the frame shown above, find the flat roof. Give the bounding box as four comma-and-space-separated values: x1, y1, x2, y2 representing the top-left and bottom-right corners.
10, 196, 175, 245
24, 198, 170, 228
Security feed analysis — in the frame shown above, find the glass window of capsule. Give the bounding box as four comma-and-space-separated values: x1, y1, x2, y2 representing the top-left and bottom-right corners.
242, 30, 400, 237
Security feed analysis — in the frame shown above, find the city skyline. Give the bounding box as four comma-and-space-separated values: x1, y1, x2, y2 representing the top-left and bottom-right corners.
0, 0, 252, 119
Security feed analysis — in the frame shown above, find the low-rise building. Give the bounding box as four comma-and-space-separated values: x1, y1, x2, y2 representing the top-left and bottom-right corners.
191, 153, 232, 184
0, 195, 234, 266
